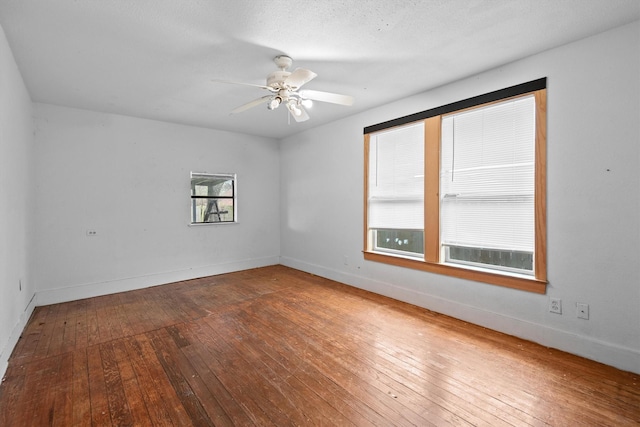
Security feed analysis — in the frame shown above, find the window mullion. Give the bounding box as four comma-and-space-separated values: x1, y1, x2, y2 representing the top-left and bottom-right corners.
424, 116, 441, 263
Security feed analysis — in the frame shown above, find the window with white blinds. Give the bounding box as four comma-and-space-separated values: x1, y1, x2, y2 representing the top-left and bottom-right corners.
363, 79, 547, 293
368, 122, 424, 231
440, 96, 536, 273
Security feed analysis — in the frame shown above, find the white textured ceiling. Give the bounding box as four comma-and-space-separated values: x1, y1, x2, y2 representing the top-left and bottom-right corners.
1, 0, 638, 139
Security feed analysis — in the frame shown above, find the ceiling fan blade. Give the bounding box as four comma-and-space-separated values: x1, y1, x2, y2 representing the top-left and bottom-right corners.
298, 89, 354, 106
212, 79, 276, 92
285, 68, 317, 90
231, 96, 272, 114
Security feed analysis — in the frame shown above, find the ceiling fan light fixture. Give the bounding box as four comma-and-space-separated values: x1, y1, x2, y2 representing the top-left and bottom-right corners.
301, 99, 313, 108
287, 100, 302, 117
267, 96, 281, 110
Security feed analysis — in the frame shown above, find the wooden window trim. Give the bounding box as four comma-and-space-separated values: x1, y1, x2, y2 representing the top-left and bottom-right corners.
363, 85, 547, 294
362, 251, 547, 293
533, 89, 548, 283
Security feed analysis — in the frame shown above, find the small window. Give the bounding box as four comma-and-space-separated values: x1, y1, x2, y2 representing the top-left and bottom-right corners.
190, 173, 236, 224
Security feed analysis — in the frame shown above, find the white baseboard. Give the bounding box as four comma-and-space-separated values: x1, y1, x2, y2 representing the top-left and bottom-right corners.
0, 292, 37, 380
280, 256, 640, 374
36, 256, 280, 306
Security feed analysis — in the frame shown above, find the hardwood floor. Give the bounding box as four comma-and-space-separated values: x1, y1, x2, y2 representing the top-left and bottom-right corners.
1, 265, 638, 426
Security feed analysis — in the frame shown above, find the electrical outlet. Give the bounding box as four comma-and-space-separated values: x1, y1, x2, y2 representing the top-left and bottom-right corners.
577, 303, 589, 320
549, 298, 562, 314
343, 256, 349, 265
86, 229, 97, 237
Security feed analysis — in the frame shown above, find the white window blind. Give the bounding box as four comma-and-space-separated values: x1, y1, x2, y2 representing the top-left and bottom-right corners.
368, 122, 424, 230
440, 95, 535, 252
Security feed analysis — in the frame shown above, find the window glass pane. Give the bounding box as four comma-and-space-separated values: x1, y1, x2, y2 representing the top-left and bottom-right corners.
191, 198, 234, 223
191, 175, 234, 197
446, 246, 533, 272
374, 229, 424, 256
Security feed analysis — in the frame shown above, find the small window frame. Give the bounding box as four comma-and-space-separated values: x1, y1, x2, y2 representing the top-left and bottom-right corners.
190, 172, 237, 225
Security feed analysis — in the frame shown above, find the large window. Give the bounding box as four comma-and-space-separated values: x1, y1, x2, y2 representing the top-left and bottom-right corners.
190, 173, 236, 224
364, 79, 547, 293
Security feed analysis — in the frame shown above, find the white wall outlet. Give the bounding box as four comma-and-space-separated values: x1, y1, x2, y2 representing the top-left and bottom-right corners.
577, 303, 589, 319
86, 229, 97, 236
549, 298, 562, 314
343, 255, 349, 265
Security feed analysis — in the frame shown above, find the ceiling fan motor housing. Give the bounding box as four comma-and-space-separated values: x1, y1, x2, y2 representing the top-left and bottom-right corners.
273, 55, 293, 69
267, 70, 291, 89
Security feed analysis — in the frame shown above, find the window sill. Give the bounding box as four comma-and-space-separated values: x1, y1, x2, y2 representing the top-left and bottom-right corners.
188, 222, 237, 226
363, 251, 547, 294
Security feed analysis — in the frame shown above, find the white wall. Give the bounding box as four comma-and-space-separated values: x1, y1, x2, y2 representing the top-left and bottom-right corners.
280, 21, 640, 373
33, 104, 281, 304
0, 24, 36, 377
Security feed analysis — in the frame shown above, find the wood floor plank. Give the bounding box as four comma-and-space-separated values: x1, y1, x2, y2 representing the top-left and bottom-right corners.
289, 280, 637, 425
119, 293, 151, 336
192, 319, 301, 426
0, 363, 26, 426
51, 351, 74, 427
59, 300, 78, 355
94, 296, 114, 345
271, 287, 537, 425
330, 286, 592, 422
154, 326, 238, 427
182, 319, 291, 426
46, 303, 67, 357
218, 314, 388, 426
147, 328, 215, 426
15, 357, 48, 426
100, 341, 134, 426
110, 340, 151, 425
9, 306, 46, 361
32, 303, 62, 360
129, 333, 194, 426
71, 349, 92, 427
226, 302, 457, 427
2, 265, 638, 426
218, 318, 357, 426
73, 300, 89, 353
121, 336, 177, 426
220, 312, 377, 426
109, 298, 134, 340
176, 322, 272, 427
86, 299, 101, 347
222, 307, 431, 427
86, 345, 111, 426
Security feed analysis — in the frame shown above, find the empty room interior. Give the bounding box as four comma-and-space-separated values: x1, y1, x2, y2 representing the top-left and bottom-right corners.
1, 1, 639, 425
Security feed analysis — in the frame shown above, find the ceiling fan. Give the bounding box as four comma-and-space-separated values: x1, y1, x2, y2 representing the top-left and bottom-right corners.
212, 55, 354, 122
